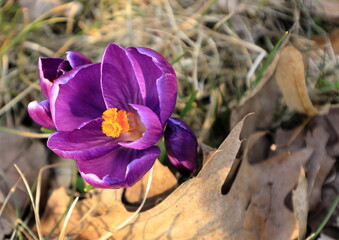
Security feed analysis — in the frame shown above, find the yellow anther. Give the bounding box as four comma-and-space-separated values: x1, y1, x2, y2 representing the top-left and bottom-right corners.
102, 108, 129, 138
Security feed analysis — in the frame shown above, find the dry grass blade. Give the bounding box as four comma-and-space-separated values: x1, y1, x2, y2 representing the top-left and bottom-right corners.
16, 218, 38, 240
0, 127, 51, 138
0, 178, 22, 216
14, 164, 43, 240
0, 84, 36, 117
58, 196, 79, 240
0, 179, 20, 213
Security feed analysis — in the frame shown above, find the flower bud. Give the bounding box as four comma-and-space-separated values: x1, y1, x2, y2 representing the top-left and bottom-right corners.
164, 118, 198, 175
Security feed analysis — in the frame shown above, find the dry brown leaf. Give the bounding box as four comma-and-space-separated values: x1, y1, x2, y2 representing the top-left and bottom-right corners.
269, 106, 339, 237
75, 115, 312, 240
275, 46, 318, 116
237, 151, 312, 240
124, 160, 178, 208
40, 187, 86, 236
235, 132, 312, 240
76, 115, 248, 239
305, 125, 336, 210
273, 106, 338, 213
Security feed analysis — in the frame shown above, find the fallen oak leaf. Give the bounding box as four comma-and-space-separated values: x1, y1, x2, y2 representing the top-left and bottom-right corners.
229, 132, 312, 240
76, 115, 250, 240
77, 116, 312, 240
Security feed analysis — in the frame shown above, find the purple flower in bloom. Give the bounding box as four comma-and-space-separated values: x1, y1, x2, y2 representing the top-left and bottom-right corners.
28, 43, 197, 188
28, 51, 92, 129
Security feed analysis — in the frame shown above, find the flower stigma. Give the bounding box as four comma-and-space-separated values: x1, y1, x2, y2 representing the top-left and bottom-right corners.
101, 108, 142, 138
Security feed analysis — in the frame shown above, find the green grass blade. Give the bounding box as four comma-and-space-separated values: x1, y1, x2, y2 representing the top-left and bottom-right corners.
308, 194, 339, 240
171, 51, 188, 65
252, 31, 289, 87
180, 89, 199, 119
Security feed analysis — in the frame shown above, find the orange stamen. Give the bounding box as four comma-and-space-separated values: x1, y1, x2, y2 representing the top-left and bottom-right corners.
102, 108, 129, 138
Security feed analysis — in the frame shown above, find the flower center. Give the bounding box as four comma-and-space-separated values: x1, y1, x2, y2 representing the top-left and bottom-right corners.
101, 108, 141, 138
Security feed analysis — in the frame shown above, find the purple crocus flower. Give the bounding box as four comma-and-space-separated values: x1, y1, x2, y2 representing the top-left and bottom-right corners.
28, 43, 197, 189
28, 51, 92, 129
165, 118, 198, 175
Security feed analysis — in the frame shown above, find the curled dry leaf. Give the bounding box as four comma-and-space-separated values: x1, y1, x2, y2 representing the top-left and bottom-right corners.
275, 46, 318, 116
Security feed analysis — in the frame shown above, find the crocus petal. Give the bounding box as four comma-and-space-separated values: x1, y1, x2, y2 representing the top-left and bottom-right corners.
164, 117, 198, 175
119, 104, 163, 150
78, 146, 160, 188
47, 118, 118, 161
66, 51, 92, 68
57, 60, 72, 76
38, 57, 64, 98
51, 63, 106, 131
101, 43, 143, 112
28, 100, 55, 129
128, 47, 177, 126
